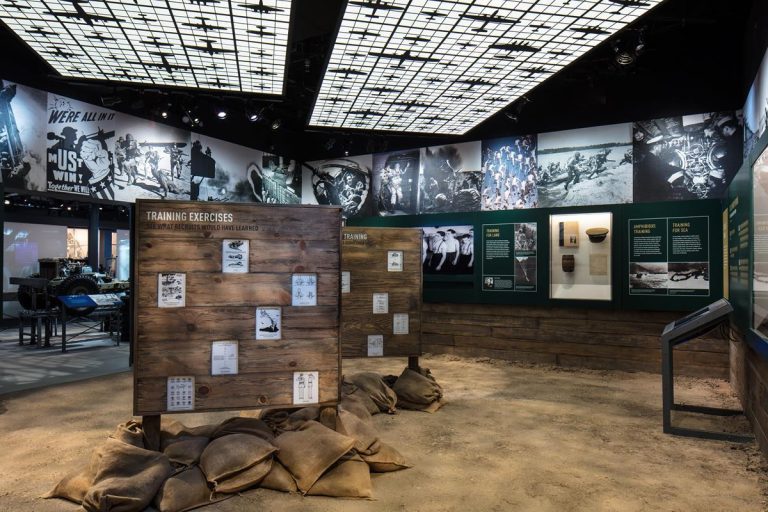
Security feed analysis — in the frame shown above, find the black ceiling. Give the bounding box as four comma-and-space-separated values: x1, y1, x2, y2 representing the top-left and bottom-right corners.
0, 0, 761, 162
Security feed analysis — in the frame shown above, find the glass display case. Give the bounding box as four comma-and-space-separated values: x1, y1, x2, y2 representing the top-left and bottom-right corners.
549, 212, 612, 301
753, 145, 768, 336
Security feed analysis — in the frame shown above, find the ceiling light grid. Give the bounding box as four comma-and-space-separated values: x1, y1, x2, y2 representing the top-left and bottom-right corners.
0, 0, 292, 94
309, 0, 662, 135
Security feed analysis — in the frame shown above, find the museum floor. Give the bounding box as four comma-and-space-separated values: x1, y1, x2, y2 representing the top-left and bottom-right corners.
0, 353, 765, 511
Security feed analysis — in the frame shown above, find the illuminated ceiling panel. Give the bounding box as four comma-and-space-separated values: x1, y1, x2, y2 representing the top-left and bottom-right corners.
309, 0, 663, 135
0, 0, 292, 94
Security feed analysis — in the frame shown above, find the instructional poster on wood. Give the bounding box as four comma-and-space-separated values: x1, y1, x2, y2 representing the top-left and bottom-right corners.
211, 340, 238, 376
291, 274, 317, 306
341, 271, 351, 293
628, 216, 710, 296
255, 307, 281, 340
167, 376, 195, 411
367, 334, 384, 357
158, 272, 186, 308
388, 250, 404, 271
481, 222, 537, 292
373, 292, 389, 314
393, 313, 409, 335
222, 239, 249, 273
293, 371, 318, 405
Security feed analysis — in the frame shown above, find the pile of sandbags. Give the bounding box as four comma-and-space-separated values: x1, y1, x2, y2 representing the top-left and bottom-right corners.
45, 368, 442, 512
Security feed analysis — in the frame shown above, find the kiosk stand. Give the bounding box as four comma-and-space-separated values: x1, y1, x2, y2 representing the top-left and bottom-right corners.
661, 299, 752, 442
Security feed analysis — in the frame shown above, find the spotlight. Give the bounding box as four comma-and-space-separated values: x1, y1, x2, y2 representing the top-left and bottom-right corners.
216, 109, 228, 120
247, 111, 260, 122
3, 199, 9, 205
324, 138, 336, 151
271, 118, 282, 130
344, 149, 349, 156
160, 110, 169, 119
66, 206, 72, 211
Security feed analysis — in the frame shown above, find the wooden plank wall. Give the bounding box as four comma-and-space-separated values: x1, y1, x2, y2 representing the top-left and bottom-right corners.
133, 200, 341, 416
422, 303, 730, 378
734, 341, 768, 457
340, 227, 422, 358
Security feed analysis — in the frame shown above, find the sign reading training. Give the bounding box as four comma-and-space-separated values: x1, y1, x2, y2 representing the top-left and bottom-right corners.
481, 222, 537, 292
628, 216, 709, 296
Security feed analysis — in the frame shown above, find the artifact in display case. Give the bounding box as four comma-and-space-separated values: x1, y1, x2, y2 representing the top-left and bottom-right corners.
550, 212, 612, 301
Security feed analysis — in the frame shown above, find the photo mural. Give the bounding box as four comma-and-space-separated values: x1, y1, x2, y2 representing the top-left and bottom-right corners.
0, 78, 296, 205
632, 111, 742, 202
372, 149, 420, 216
419, 141, 483, 214
301, 155, 373, 219
480, 135, 538, 210
537, 123, 633, 208
744, 47, 768, 160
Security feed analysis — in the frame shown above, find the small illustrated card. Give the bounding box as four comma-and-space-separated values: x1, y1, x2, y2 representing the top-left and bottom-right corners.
167, 376, 195, 411
89, 293, 122, 307
341, 271, 351, 294
292, 273, 317, 306
158, 272, 186, 308
256, 306, 282, 340
372, 292, 389, 314
222, 239, 249, 273
367, 334, 384, 357
211, 340, 238, 376
388, 250, 404, 272
393, 313, 409, 335
293, 371, 319, 405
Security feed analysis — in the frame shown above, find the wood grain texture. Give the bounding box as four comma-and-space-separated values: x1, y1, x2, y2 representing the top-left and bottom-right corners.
420, 302, 730, 378
133, 200, 341, 416
340, 227, 422, 358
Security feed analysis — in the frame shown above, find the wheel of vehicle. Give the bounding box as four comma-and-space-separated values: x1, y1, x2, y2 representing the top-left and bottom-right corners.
16, 273, 46, 310
56, 274, 100, 316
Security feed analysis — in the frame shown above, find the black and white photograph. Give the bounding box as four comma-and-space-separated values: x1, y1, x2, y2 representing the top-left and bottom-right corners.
667, 262, 709, 290
514, 222, 537, 252
372, 149, 420, 216
514, 256, 537, 288
256, 306, 281, 340
744, 47, 768, 159
537, 123, 633, 208
633, 112, 743, 201
629, 262, 668, 290
157, 272, 185, 308
46, 94, 117, 200
419, 141, 483, 214
190, 133, 262, 202
302, 155, 373, 218
481, 135, 538, 210
261, 153, 300, 204
222, 239, 249, 274
422, 225, 474, 275
0, 81, 46, 191
113, 115, 191, 202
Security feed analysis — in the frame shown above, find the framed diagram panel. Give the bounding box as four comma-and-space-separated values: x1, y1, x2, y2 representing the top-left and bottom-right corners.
133, 200, 342, 416
340, 227, 422, 358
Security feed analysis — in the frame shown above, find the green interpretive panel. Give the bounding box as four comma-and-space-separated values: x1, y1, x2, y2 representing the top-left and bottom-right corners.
481, 222, 537, 292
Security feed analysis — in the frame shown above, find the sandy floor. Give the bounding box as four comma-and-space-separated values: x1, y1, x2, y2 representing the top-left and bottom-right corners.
0, 354, 766, 512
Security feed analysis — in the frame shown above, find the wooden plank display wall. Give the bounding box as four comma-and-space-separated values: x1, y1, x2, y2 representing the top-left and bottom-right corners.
133, 200, 342, 416
422, 303, 730, 378
340, 227, 422, 358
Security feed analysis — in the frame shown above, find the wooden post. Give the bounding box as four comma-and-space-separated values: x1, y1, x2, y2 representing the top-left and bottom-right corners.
142, 415, 162, 452
408, 356, 420, 372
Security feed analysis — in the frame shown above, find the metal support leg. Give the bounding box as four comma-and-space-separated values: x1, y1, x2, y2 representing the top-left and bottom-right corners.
662, 339, 672, 434
61, 310, 67, 353
408, 355, 420, 372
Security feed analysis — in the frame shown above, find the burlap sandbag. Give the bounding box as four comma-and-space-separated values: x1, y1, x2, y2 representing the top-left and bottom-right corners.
392, 367, 442, 406
341, 391, 379, 417
360, 441, 411, 473
154, 466, 214, 512
161, 419, 217, 450
397, 397, 446, 413
344, 373, 397, 414
163, 436, 210, 467
80, 438, 174, 512
43, 461, 98, 504
336, 409, 380, 456
199, 434, 277, 484
210, 417, 275, 443
260, 460, 299, 493
274, 420, 356, 493
213, 457, 273, 494
110, 420, 145, 448
307, 454, 372, 499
